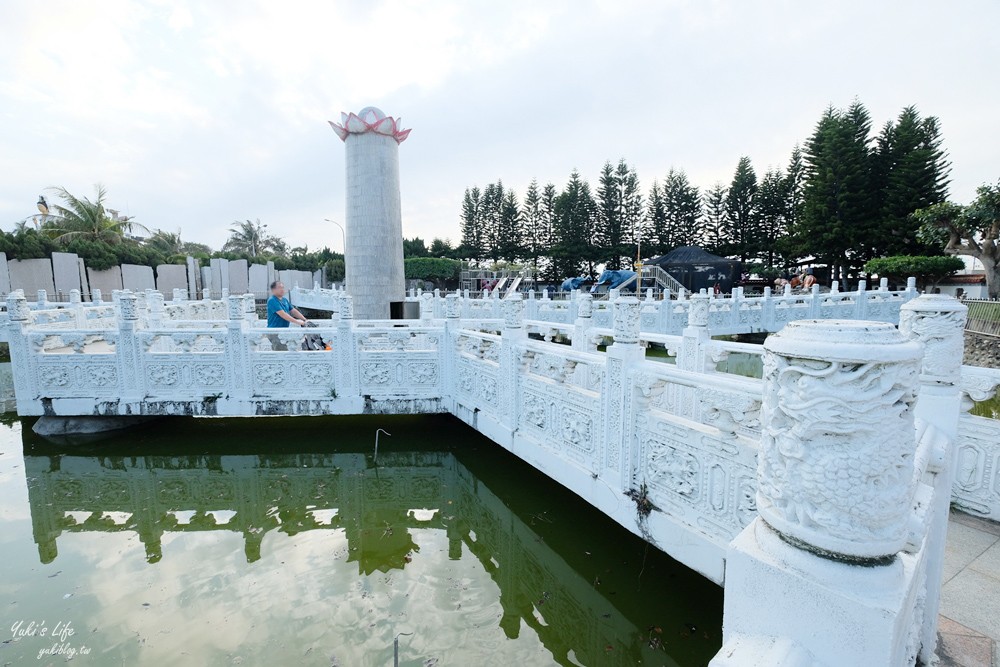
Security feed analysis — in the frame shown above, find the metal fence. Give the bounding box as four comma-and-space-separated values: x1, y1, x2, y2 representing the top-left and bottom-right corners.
964, 299, 1000, 336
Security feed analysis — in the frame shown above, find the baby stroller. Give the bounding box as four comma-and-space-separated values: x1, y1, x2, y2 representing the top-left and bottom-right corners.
301, 321, 331, 351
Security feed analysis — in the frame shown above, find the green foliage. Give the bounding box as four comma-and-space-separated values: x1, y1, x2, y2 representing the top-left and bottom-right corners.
595, 160, 643, 269
404, 257, 461, 285
0, 227, 57, 259
551, 170, 598, 278
702, 183, 729, 255
913, 181, 1000, 297
863, 255, 964, 288
45, 184, 148, 244
223, 219, 283, 257
403, 237, 429, 258
725, 156, 759, 262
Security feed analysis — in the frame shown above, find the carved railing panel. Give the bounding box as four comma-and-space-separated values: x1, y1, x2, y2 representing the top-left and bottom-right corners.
516, 342, 605, 470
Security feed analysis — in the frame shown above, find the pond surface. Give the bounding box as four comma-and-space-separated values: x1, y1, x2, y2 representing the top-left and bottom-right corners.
0, 415, 722, 666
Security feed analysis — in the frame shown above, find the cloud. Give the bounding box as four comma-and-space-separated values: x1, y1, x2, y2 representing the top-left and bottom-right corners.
0, 0, 997, 250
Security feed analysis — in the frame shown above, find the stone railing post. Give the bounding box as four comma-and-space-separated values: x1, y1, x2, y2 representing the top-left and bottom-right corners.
677, 290, 711, 373
202, 288, 211, 301
117, 291, 144, 404
6, 292, 34, 405
92, 288, 103, 305
419, 291, 434, 322
713, 320, 924, 667
243, 293, 255, 322
855, 279, 868, 319
899, 294, 966, 664
335, 296, 358, 397
225, 295, 250, 403
148, 292, 164, 328
603, 296, 643, 486
572, 293, 593, 351
761, 286, 774, 329
498, 294, 526, 437
69, 289, 82, 326
441, 294, 461, 404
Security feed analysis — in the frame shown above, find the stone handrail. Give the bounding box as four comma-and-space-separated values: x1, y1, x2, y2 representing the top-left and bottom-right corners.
1, 288, 984, 665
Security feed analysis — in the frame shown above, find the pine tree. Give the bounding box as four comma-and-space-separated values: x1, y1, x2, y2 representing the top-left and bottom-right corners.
617, 160, 644, 269
480, 181, 505, 262
871, 106, 951, 257
645, 180, 667, 256
540, 183, 558, 281
552, 170, 598, 278
596, 161, 624, 269
798, 102, 875, 278
662, 168, 703, 249
459, 186, 483, 260
521, 179, 544, 270
725, 157, 759, 262
756, 168, 789, 267
496, 188, 522, 261
703, 183, 729, 254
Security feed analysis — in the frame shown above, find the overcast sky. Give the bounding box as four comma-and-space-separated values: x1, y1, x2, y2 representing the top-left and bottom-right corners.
1, 0, 996, 253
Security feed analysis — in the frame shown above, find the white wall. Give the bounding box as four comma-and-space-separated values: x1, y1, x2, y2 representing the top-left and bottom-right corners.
156, 264, 188, 295
87, 266, 123, 294
121, 264, 155, 291
52, 252, 81, 296
9, 258, 56, 297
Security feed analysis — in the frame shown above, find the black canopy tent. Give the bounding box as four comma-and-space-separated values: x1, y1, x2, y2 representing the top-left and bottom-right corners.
647, 246, 742, 293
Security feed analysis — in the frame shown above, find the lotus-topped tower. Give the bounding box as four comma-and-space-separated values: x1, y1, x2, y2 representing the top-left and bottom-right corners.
330, 107, 411, 320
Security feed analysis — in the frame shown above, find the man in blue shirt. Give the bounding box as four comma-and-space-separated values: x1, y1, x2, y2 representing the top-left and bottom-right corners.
267, 281, 308, 328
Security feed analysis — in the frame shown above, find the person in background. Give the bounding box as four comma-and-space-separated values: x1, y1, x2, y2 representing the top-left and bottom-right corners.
267, 281, 308, 328
801, 268, 817, 290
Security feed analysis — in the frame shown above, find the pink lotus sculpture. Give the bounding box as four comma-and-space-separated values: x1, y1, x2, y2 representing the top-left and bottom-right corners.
329, 106, 411, 144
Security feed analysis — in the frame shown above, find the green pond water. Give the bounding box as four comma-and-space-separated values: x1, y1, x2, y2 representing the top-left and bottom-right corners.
0, 415, 723, 666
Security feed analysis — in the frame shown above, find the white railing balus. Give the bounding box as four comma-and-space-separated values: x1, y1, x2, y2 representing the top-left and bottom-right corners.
1, 287, 983, 666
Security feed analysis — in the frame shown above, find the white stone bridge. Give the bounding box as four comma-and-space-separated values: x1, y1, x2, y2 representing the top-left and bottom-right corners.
5, 286, 1000, 666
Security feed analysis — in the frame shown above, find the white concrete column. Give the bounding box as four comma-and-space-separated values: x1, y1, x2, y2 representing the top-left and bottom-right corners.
677, 290, 711, 372
116, 291, 144, 404
6, 292, 34, 407
572, 293, 593, 351
713, 320, 924, 667
604, 296, 643, 486
330, 107, 409, 320
498, 294, 526, 438
899, 295, 967, 664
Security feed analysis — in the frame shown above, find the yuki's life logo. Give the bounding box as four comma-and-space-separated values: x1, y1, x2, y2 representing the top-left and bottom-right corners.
9, 620, 92, 660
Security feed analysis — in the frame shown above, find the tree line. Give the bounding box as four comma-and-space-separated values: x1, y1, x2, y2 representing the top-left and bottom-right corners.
4, 186, 345, 280
457, 101, 950, 282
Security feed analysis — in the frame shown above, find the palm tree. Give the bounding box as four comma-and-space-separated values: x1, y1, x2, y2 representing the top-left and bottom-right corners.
46, 184, 147, 244
146, 229, 187, 262
223, 219, 282, 257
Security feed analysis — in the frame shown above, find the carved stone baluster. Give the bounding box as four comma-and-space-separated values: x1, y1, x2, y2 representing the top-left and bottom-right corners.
499, 294, 526, 436
899, 294, 966, 663
604, 296, 642, 487
336, 296, 358, 397
6, 293, 33, 402
713, 319, 924, 667
117, 291, 143, 403
573, 292, 593, 351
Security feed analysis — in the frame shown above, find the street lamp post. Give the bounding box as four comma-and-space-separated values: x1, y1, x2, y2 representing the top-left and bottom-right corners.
324, 218, 347, 288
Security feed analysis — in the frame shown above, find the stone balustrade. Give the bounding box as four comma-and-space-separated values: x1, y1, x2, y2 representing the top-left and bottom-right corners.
3, 286, 995, 666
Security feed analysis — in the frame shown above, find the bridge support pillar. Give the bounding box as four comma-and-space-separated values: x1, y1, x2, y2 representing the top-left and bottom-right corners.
713, 320, 928, 667
899, 295, 966, 664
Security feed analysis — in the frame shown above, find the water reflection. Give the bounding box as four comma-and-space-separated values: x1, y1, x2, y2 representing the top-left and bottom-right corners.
13, 417, 721, 666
